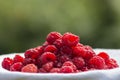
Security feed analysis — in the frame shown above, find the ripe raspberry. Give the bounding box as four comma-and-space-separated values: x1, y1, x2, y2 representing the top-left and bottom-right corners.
38, 68, 47, 73
40, 52, 56, 64
106, 58, 119, 69
61, 46, 72, 54
72, 57, 85, 69
35, 46, 43, 55
53, 39, 63, 48
13, 55, 24, 63
97, 52, 109, 61
23, 58, 36, 65
24, 48, 40, 59
59, 55, 70, 63
2, 57, 13, 70
42, 62, 53, 72
89, 56, 106, 69
62, 61, 77, 71
46, 32, 62, 44
62, 32, 79, 47
44, 45, 57, 53
10, 62, 23, 71
21, 64, 38, 73
60, 66, 74, 73
50, 68, 60, 73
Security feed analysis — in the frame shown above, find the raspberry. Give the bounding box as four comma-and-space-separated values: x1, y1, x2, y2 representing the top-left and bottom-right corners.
24, 48, 40, 59
38, 68, 47, 73
42, 62, 53, 72
73, 46, 95, 60
106, 58, 119, 69
61, 46, 72, 54
13, 55, 24, 63
72, 57, 85, 69
10, 62, 23, 71
23, 58, 36, 65
53, 39, 63, 48
44, 45, 57, 53
35, 46, 43, 55
60, 66, 74, 73
89, 56, 106, 69
2, 57, 13, 70
46, 32, 62, 44
62, 32, 79, 47
50, 68, 60, 73
21, 64, 38, 73
40, 52, 56, 64
59, 55, 70, 63
97, 52, 109, 61
62, 61, 77, 71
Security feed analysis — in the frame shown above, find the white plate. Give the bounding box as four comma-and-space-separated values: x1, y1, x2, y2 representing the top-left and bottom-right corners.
0, 49, 120, 80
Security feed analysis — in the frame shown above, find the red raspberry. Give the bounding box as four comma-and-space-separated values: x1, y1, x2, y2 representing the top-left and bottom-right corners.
54, 61, 62, 68
60, 66, 74, 73
23, 58, 36, 65
81, 67, 89, 71
46, 32, 62, 44
10, 62, 23, 71
35, 46, 43, 55
59, 55, 70, 63
106, 58, 119, 69
13, 55, 24, 63
50, 68, 60, 73
61, 46, 72, 54
62, 61, 77, 71
40, 52, 56, 64
21, 64, 38, 73
97, 52, 109, 61
2, 57, 13, 70
24, 48, 40, 59
89, 56, 106, 69
38, 68, 47, 73
62, 32, 79, 47
73, 46, 95, 60
42, 62, 53, 72
53, 39, 63, 48
44, 45, 57, 53
72, 57, 85, 69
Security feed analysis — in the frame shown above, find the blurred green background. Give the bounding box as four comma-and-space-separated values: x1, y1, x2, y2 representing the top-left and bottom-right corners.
0, 0, 120, 54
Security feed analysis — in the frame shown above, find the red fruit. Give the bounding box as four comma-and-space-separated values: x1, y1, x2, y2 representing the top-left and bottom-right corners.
46, 32, 62, 44
72, 57, 85, 69
62, 61, 77, 71
59, 55, 70, 63
13, 55, 24, 63
60, 66, 74, 73
38, 68, 47, 73
10, 62, 23, 71
42, 62, 53, 72
21, 64, 38, 73
24, 48, 40, 59
44, 45, 57, 53
53, 39, 63, 48
89, 56, 106, 69
2, 57, 13, 70
50, 68, 60, 73
35, 46, 43, 55
23, 58, 36, 65
40, 52, 56, 64
62, 32, 79, 47
61, 46, 72, 54
97, 52, 109, 61
106, 58, 119, 69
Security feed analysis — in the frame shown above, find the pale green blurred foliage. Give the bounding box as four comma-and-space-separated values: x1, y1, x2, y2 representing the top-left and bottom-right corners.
0, 0, 120, 54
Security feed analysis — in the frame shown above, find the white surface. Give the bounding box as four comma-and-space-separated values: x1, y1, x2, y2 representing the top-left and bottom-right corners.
0, 49, 120, 80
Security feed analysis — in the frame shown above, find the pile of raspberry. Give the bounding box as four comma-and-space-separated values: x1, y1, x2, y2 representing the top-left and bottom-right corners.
2, 32, 119, 73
